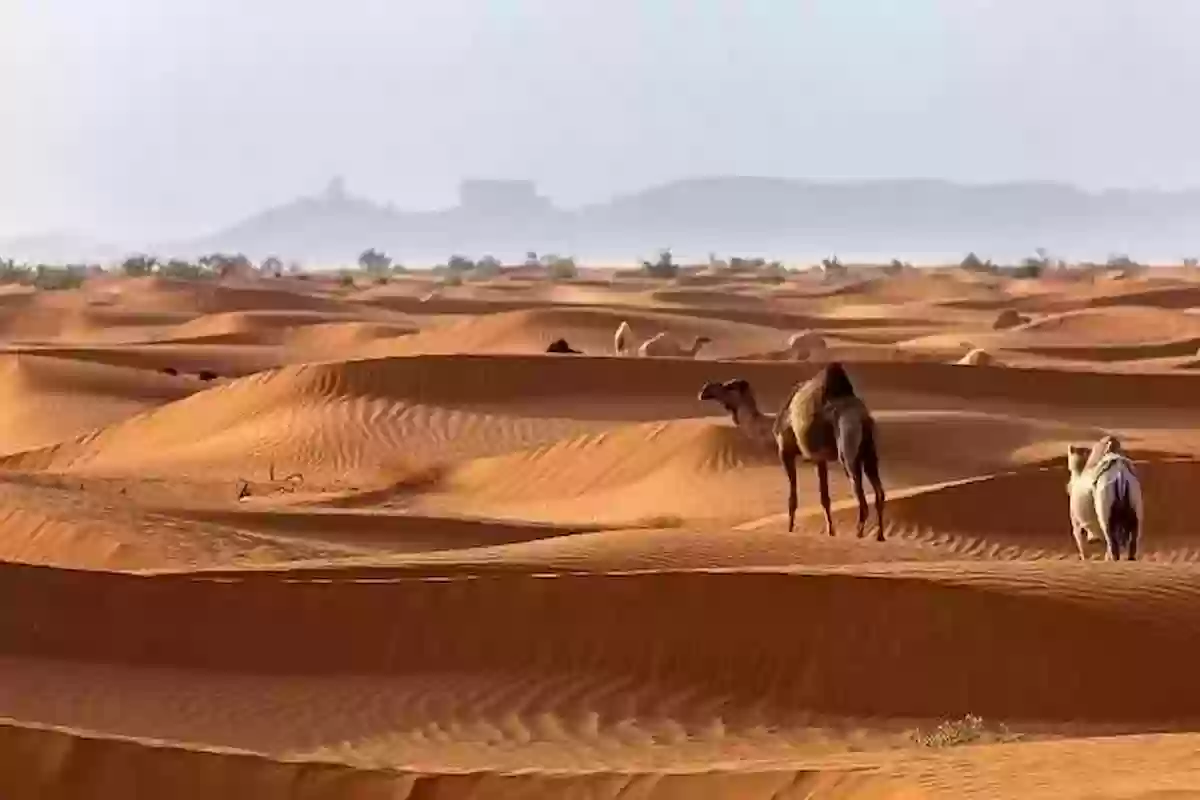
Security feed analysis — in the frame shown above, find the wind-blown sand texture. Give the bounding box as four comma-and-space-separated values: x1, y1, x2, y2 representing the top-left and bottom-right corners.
5, 266, 1200, 798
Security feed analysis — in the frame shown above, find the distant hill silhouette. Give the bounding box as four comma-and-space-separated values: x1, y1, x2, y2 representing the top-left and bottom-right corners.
13, 176, 1200, 265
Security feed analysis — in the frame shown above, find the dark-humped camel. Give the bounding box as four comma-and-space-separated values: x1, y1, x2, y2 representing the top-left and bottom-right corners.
546, 338, 582, 354
698, 364, 885, 539
775, 362, 884, 539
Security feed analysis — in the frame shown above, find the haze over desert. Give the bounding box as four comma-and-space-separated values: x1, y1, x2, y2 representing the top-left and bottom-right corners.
0, 258, 1195, 797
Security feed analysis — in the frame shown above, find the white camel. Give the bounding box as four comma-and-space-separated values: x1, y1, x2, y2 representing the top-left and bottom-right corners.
614, 320, 638, 356
787, 331, 827, 361
637, 332, 712, 358
1066, 435, 1144, 561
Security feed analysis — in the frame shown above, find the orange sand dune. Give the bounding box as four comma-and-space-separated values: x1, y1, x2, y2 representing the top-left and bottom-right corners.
390, 411, 1099, 527
0, 354, 196, 454
0, 360, 619, 483
4, 560, 1200, 729
354, 306, 798, 359
1, 269, 1200, 796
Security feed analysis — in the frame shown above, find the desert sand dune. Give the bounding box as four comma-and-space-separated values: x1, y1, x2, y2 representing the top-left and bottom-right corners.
0, 354, 198, 454
3, 268, 1200, 797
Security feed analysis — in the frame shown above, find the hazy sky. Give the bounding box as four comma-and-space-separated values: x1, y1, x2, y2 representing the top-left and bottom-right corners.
2, 0, 1199, 241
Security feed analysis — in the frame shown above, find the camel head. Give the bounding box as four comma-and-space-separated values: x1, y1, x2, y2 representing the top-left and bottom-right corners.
698, 378, 757, 422
1066, 444, 1090, 477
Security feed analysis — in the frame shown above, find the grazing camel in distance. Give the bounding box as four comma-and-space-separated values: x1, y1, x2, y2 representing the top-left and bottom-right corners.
775, 363, 885, 539
638, 332, 712, 358
957, 347, 996, 366
698, 364, 885, 539
546, 338, 582, 354
614, 320, 636, 355
1067, 434, 1143, 560
697, 378, 776, 449
787, 331, 827, 361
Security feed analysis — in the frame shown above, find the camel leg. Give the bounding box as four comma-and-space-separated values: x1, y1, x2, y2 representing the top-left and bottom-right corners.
817, 461, 834, 537
863, 439, 885, 543
1104, 530, 1118, 561
1070, 522, 1087, 561
850, 457, 868, 538
780, 442, 800, 533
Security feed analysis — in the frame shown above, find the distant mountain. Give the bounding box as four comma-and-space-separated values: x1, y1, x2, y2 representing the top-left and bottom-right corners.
14, 176, 1200, 266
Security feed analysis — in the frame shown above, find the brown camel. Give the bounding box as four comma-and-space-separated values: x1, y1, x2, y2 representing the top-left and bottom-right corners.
546, 338, 582, 354
776, 362, 885, 539
701, 364, 885, 539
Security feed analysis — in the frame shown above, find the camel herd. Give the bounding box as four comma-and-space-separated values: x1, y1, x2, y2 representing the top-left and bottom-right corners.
696, 364, 1144, 561
543, 320, 827, 360
541, 321, 1144, 560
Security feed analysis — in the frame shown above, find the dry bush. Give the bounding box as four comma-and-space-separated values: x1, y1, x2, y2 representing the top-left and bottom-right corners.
910, 714, 1016, 748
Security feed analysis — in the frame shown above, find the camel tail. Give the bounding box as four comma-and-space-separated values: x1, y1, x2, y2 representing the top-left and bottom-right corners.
861, 415, 881, 483
1105, 469, 1140, 555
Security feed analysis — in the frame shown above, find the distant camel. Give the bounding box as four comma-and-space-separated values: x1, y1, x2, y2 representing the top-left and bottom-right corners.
1067, 434, 1144, 560
787, 330, 827, 361
699, 364, 885, 539
776, 363, 884, 539
638, 332, 712, 358
614, 320, 637, 355
546, 338, 582, 354
957, 347, 996, 366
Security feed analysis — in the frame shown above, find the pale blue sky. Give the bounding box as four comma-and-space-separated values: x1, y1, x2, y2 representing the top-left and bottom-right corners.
2, 0, 1199, 240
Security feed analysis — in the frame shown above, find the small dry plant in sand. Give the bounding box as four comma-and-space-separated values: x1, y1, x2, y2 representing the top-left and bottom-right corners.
910, 714, 1016, 748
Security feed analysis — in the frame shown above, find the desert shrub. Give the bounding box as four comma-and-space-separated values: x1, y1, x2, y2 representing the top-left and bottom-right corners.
1106, 254, 1140, 270
729, 256, 765, 273
338, 271, 356, 287
358, 247, 391, 275
642, 248, 678, 279
1010, 257, 1046, 279
447, 255, 475, 274
441, 272, 463, 287
31, 265, 87, 290
1184, 257, 1198, 269
910, 714, 1015, 748
121, 254, 158, 277
820, 255, 846, 274
0, 259, 31, 284
158, 259, 211, 280
470, 255, 502, 280
542, 254, 578, 280
196, 252, 253, 279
